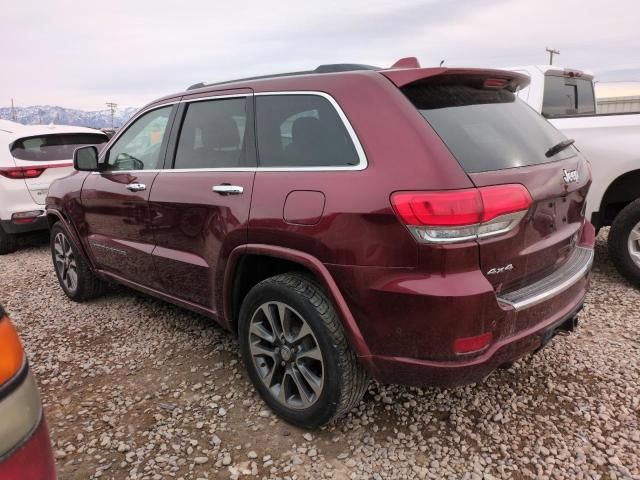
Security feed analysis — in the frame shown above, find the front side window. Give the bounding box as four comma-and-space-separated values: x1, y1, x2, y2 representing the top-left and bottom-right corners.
106, 106, 172, 171
174, 97, 248, 169
11, 133, 108, 161
256, 95, 359, 168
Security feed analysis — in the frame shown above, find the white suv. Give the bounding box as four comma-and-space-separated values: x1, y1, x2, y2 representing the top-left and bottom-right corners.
0, 120, 108, 254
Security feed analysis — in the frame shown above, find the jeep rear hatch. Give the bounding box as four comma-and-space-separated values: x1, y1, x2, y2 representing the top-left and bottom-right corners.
392, 69, 591, 293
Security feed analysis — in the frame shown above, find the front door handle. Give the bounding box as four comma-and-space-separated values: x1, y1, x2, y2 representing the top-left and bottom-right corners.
126, 183, 146, 192
213, 184, 244, 195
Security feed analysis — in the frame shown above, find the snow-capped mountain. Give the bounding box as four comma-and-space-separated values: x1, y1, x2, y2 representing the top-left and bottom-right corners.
0, 105, 138, 129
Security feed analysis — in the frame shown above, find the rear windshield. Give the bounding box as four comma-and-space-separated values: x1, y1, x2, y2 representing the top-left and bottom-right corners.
403, 81, 575, 173
11, 133, 108, 161
542, 75, 596, 117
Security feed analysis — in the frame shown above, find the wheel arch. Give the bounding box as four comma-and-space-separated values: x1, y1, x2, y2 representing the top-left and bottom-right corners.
223, 244, 374, 371
46, 209, 95, 270
597, 169, 640, 228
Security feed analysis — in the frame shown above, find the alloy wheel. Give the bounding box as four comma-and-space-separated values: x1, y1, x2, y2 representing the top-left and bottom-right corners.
54, 232, 78, 292
628, 220, 640, 269
248, 301, 324, 410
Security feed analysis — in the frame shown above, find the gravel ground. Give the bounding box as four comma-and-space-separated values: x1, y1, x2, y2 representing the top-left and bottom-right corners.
0, 230, 638, 480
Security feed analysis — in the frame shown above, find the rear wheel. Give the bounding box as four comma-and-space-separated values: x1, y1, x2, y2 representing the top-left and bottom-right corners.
238, 273, 368, 428
0, 227, 18, 255
609, 199, 640, 286
50, 223, 105, 301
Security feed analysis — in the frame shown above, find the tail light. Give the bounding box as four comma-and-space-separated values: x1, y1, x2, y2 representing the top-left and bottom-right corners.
391, 184, 532, 243
12, 210, 45, 224
0, 310, 25, 386
0, 167, 46, 179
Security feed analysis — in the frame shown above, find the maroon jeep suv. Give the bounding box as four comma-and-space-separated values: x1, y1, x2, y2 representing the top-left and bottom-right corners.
46, 59, 595, 428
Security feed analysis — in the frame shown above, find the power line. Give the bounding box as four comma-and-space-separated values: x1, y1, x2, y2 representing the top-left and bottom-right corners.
545, 47, 560, 65
105, 102, 118, 129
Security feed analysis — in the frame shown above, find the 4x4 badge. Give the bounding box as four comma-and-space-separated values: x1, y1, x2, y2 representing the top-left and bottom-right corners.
563, 168, 579, 184
487, 264, 514, 275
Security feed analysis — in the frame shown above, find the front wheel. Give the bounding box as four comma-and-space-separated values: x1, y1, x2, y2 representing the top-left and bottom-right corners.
238, 273, 368, 428
609, 198, 640, 287
50, 223, 105, 301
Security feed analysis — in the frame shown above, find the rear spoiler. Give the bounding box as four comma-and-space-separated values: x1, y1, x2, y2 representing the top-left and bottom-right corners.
380, 67, 531, 92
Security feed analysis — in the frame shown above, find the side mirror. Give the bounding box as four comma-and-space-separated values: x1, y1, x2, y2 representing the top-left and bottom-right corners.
74, 146, 99, 171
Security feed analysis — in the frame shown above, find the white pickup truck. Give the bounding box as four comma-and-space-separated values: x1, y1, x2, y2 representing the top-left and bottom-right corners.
511, 65, 640, 286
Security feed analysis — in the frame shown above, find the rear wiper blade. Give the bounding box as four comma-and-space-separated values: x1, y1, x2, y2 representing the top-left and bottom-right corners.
545, 138, 575, 158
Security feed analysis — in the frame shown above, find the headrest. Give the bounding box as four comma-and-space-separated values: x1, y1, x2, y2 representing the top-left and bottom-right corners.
201, 116, 241, 149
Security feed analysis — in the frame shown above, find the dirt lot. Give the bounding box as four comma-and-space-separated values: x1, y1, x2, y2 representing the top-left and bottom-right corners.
1, 231, 638, 480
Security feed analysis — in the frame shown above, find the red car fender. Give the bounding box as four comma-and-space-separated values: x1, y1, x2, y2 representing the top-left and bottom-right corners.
224, 244, 376, 375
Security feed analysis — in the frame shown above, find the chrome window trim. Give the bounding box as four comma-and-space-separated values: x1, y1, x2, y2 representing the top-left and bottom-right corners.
253, 91, 367, 171
93, 90, 368, 174
183, 93, 250, 103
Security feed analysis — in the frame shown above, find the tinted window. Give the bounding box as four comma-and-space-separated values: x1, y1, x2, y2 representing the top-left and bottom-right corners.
542, 76, 595, 117
11, 133, 108, 161
106, 106, 172, 171
256, 95, 359, 167
175, 98, 248, 169
403, 82, 574, 173
577, 80, 596, 114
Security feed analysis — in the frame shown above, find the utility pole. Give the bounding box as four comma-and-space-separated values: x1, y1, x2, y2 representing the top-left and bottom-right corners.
37, 108, 44, 124
11, 98, 17, 122
105, 102, 118, 129
545, 47, 560, 65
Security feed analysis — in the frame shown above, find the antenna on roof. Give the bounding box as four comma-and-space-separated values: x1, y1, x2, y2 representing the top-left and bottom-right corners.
391, 57, 421, 69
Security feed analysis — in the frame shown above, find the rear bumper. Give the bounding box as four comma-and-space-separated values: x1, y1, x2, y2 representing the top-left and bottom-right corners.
328, 222, 596, 386
497, 246, 593, 310
0, 217, 48, 235
370, 295, 585, 386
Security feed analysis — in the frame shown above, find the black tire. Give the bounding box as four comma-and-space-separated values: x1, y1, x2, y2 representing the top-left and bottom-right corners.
238, 273, 368, 428
0, 227, 18, 255
50, 222, 105, 301
609, 198, 640, 286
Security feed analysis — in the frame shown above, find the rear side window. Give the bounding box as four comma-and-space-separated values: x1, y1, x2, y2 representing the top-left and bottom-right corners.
542, 75, 596, 117
403, 80, 574, 173
174, 97, 249, 169
11, 133, 108, 161
256, 94, 359, 168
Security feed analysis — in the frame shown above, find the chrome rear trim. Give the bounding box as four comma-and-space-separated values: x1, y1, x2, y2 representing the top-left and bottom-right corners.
498, 246, 594, 310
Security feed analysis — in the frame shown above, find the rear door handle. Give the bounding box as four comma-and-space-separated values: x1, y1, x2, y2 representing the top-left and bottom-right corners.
126, 183, 146, 192
213, 184, 244, 195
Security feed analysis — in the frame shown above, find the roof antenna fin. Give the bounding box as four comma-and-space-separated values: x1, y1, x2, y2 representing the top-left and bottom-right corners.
391, 57, 421, 69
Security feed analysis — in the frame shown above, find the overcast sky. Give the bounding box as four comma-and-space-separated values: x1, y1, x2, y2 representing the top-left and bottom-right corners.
3, 0, 639, 110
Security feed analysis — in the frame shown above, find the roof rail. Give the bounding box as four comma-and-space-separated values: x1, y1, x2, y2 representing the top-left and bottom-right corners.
187, 63, 380, 91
